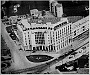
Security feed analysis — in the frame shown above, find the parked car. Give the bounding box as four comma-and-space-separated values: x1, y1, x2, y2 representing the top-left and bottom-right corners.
56, 65, 68, 72
1, 49, 11, 56
6, 26, 14, 33
1, 61, 11, 70
68, 55, 74, 59
66, 66, 74, 71
82, 46, 86, 50
6, 22, 10, 25
9, 33, 17, 40
12, 25, 17, 30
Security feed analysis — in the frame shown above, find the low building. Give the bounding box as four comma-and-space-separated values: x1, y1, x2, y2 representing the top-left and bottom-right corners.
9, 16, 18, 24
71, 16, 89, 39
17, 15, 27, 20
9, 15, 27, 24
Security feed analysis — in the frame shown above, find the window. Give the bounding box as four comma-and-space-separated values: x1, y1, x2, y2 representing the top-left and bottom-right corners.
56, 32, 57, 39
82, 26, 85, 28
53, 34, 54, 37
59, 24, 61, 27
54, 46, 55, 50
70, 25, 71, 29
63, 42, 64, 47
62, 29, 63, 36
64, 28, 65, 33
58, 31, 59, 38
82, 26, 85, 31
51, 39, 52, 43
25, 37, 26, 40
63, 38, 64, 41
59, 44, 60, 49
68, 26, 69, 31
61, 39, 62, 42
61, 44, 62, 48
29, 40, 30, 44
26, 42, 27, 45
28, 34, 29, 37
65, 41, 66, 46
66, 27, 67, 35
63, 21, 67, 25
67, 39, 68, 45
74, 30, 76, 36
69, 38, 71, 43
35, 32, 45, 45
70, 30, 71, 34
57, 47, 58, 50
70, 25, 71, 34
60, 30, 61, 37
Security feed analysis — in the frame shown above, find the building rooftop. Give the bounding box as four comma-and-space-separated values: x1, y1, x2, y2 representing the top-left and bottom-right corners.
56, 3, 62, 7
20, 15, 83, 29
28, 17, 61, 24
28, 16, 83, 24
43, 11, 55, 18
21, 19, 30, 28
67, 16, 83, 23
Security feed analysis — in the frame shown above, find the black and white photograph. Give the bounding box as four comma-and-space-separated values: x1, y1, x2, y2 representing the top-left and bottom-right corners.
1, 0, 89, 74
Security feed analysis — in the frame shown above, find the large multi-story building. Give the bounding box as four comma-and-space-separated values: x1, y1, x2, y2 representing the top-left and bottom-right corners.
17, 17, 73, 52
16, 1, 89, 53
17, 15, 89, 53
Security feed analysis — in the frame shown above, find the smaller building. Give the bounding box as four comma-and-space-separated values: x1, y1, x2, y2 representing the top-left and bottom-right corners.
71, 16, 89, 39
17, 15, 27, 20
9, 16, 18, 24
50, 1, 63, 17
9, 15, 27, 24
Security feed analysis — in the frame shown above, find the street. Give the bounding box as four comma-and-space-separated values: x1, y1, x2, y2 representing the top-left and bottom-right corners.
1, 21, 89, 74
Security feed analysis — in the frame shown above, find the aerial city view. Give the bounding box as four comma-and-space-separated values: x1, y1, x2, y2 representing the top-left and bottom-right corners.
1, 0, 89, 74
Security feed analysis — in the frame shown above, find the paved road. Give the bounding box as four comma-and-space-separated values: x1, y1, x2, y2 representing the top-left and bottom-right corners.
7, 39, 89, 74
1, 21, 89, 74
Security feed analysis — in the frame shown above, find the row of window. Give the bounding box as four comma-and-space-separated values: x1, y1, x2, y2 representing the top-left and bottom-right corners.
35, 34, 44, 36
56, 25, 71, 39
54, 21, 68, 30
24, 27, 53, 30
56, 39, 70, 50
73, 25, 87, 37
35, 40, 45, 44
35, 36, 44, 39
35, 32, 45, 44
30, 38, 70, 51
32, 45, 56, 52
24, 38, 71, 51
18, 15, 26, 19
56, 36, 71, 43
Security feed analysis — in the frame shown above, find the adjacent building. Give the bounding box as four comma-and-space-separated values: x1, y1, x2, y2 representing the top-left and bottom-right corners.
9, 15, 27, 24
71, 16, 89, 39
50, 1, 63, 17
